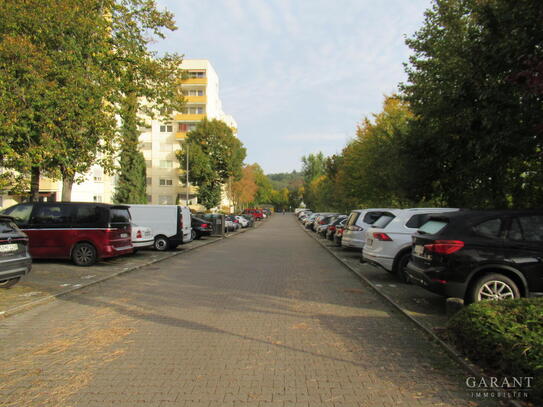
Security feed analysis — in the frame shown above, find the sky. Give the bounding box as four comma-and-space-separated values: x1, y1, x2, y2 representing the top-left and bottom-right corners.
153, 0, 433, 174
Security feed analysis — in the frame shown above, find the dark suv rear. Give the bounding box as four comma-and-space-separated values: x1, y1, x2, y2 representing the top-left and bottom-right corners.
0, 215, 32, 288
406, 210, 543, 303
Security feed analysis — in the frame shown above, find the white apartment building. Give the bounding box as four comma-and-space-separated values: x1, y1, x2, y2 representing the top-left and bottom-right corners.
141, 59, 237, 210
0, 59, 238, 211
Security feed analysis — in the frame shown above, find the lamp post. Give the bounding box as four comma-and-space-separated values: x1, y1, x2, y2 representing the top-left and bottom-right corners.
185, 144, 189, 206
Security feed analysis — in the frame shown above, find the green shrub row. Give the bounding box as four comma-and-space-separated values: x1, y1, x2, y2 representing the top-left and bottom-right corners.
447, 298, 543, 403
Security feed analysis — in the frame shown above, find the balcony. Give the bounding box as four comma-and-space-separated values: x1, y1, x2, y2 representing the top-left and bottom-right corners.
182, 77, 207, 85
174, 113, 206, 121
184, 95, 207, 104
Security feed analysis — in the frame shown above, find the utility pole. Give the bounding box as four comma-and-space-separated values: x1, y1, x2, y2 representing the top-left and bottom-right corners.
185, 144, 189, 206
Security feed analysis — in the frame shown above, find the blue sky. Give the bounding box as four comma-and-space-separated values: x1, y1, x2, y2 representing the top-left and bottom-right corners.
153, 0, 432, 174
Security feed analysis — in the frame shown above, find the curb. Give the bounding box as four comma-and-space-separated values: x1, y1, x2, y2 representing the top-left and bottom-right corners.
299, 221, 524, 407
0, 224, 257, 320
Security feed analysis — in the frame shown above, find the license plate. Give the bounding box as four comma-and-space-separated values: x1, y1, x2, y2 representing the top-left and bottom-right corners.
120, 233, 128, 238
0, 243, 18, 253
413, 245, 425, 257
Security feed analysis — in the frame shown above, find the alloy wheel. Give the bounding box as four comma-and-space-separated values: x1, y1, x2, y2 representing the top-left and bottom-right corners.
477, 280, 515, 301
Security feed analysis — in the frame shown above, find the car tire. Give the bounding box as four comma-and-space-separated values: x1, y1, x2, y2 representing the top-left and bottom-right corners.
394, 252, 412, 282
0, 277, 21, 288
154, 235, 170, 251
191, 229, 196, 241
467, 273, 521, 303
72, 242, 97, 266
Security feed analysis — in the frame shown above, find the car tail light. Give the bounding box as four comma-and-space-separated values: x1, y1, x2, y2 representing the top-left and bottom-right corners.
373, 232, 392, 241
329, 226, 336, 231
349, 225, 362, 231
424, 240, 464, 255
136, 230, 142, 239
201, 223, 208, 228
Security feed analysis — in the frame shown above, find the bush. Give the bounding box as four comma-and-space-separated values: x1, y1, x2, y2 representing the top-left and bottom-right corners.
447, 298, 543, 403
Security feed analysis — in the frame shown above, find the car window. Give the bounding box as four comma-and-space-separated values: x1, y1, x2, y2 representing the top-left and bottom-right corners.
419, 219, 448, 234
346, 212, 360, 227
32, 205, 72, 225
2, 204, 33, 224
510, 216, 543, 242
74, 206, 101, 225
473, 218, 502, 238
372, 213, 395, 228
406, 214, 432, 229
363, 212, 383, 224
110, 208, 130, 223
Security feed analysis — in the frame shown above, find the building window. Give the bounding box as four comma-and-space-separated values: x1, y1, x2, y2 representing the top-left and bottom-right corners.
160, 143, 173, 152
158, 195, 174, 205
160, 124, 173, 132
159, 160, 173, 169
186, 107, 204, 114
147, 195, 152, 203
93, 168, 103, 182
186, 89, 204, 96
188, 70, 206, 78
141, 142, 152, 150
145, 160, 152, 168
93, 195, 102, 203
159, 178, 173, 186
146, 177, 152, 186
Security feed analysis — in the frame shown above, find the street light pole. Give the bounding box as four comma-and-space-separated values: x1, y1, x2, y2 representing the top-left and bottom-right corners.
185, 144, 189, 206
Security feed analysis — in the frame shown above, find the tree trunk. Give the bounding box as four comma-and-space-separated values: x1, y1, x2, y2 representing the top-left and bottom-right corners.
29, 166, 40, 202
62, 174, 74, 202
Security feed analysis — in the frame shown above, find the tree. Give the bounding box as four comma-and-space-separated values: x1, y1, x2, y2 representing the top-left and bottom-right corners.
300, 152, 326, 209
251, 164, 273, 205
177, 119, 246, 209
401, 0, 543, 208
231, 165, 259, 210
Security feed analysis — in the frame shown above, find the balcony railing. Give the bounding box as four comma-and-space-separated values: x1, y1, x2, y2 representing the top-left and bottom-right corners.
174, 113, 206, 121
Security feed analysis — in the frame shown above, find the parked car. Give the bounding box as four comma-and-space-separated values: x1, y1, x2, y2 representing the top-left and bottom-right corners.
234, 215, 249, 228
1, 202, 132, 266
362, 208, 459, 281
406, 210, 543, 303
243, 208, 264, 220
226, 215, 241, 231
240, 214, 255, 227
225, 218, 237, 232
316, 214, 342, 236
191, 217, 213, 239
0, 215, 32, 288
334, 219, 347, 246
303, 213, 319, 228
326, 215, 347, 240
342, 209, 391, 249
131, 223, 154, 253
311, 213, 338, 232
129, 204, 192, 251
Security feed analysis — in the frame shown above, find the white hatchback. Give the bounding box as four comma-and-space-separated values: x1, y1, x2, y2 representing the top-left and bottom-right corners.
363, 208, 459, 281
341, 209, 392, 249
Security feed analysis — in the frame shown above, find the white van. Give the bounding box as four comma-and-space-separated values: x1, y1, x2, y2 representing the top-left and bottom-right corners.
128, 205, 192, 251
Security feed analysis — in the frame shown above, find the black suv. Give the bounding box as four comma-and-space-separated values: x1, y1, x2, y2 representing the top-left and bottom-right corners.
0, 215, 32, 288
406, 210, 543, 303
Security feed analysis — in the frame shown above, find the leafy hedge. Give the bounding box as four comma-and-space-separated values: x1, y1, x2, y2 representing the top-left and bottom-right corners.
447, 298, 543, 403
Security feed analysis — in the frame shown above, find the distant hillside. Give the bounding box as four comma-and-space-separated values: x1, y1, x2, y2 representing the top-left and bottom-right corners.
267, 171, 303, 190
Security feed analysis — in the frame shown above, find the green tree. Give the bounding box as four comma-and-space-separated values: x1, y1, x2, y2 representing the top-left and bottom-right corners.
251, 164, 273, 205
402, 0, 543, 208
301, 152, 326, 209
177, 119, 246, 209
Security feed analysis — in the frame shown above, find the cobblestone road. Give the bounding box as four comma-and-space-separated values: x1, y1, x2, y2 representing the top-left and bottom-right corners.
0, 215, 499, 406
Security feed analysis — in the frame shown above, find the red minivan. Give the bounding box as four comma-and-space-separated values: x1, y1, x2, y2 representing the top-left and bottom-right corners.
1, 202, 133, 266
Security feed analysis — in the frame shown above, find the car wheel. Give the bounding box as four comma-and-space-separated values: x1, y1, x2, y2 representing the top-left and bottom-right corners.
191, 229, 196, 241
154, 235, 170, 251
468, 273, 520, 303
72, 242, 97, 266
0, 277, 21, 288
394, 252, 412, 282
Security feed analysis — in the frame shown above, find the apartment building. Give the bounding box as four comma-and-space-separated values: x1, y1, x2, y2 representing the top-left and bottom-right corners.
141, 59, 237, 210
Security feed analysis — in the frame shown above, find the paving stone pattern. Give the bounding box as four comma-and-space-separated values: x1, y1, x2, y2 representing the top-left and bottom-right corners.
0, 215, 500, 406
